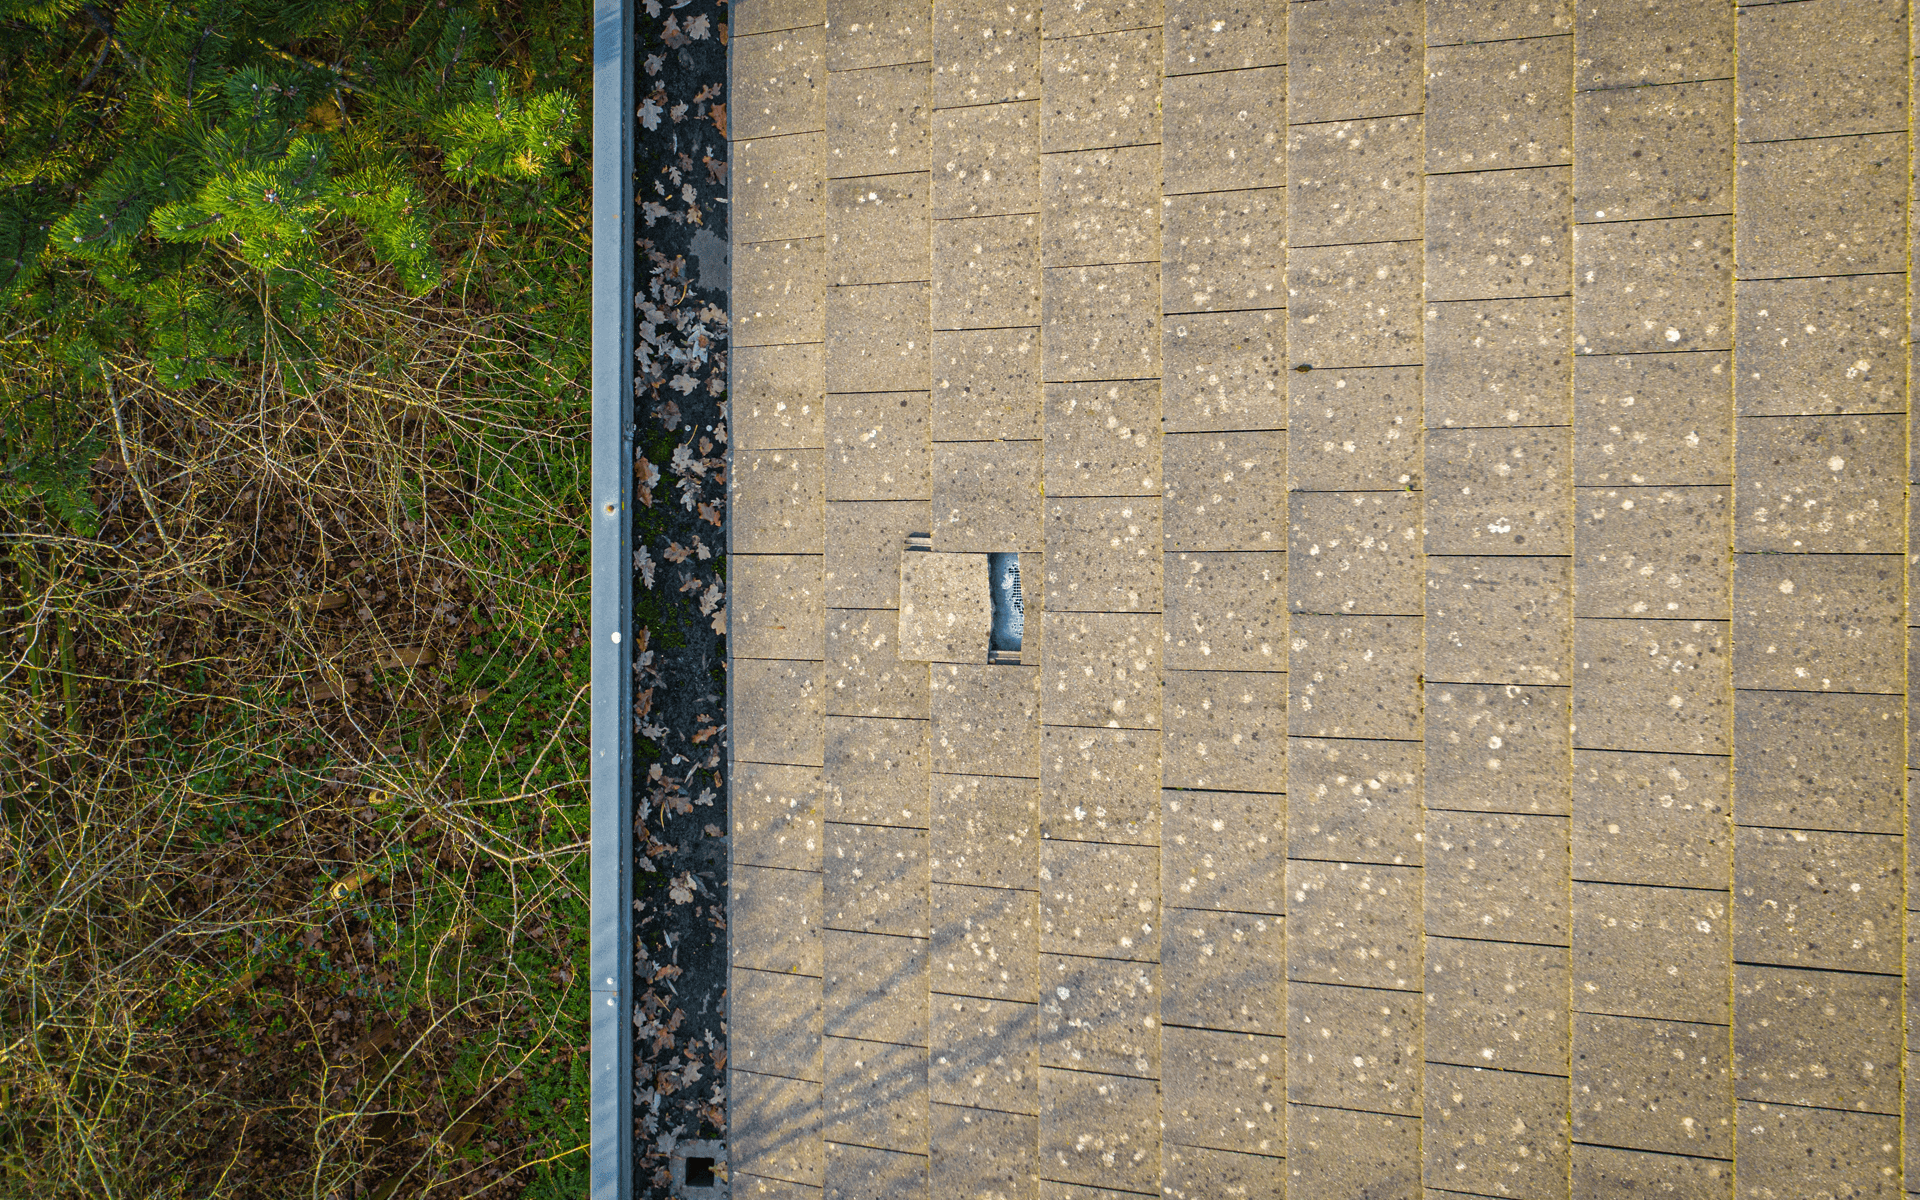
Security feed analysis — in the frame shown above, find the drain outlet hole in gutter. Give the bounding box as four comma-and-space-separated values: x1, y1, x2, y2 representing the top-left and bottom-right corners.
685, 1158, 716, 1187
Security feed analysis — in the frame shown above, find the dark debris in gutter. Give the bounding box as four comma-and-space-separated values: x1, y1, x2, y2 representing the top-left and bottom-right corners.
627, 0, 732, 1192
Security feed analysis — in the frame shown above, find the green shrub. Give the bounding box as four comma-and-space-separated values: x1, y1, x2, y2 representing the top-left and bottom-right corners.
0, 2, 597, 1196
1, 1, 577, 398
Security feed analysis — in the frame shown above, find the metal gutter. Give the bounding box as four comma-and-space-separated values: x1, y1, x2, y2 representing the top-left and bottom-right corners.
589, 0, 635, 1192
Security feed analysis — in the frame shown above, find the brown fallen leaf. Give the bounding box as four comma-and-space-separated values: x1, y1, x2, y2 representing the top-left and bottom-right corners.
351, 1020, 398, 1057
207, 968, 259, 1006
444, 1115, 481, 1153
376, 647, 436, 669
310, 592, 350, 611
708, 102, 725, 137
313, 676, 358, 701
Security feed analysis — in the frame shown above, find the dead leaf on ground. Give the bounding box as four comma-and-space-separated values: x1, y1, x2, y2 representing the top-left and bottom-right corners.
376, 647, 436, 669
208, 969, 260, 1006
313, 676, 358, 701
352, 1021, 398, 1057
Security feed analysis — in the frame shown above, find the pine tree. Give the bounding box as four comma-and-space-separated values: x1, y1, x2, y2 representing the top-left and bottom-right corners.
0, 0, 579, 535
437, 68, 581, 184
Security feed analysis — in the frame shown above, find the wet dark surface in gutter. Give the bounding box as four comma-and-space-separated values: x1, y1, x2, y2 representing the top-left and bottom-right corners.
626, 0, 731, 1192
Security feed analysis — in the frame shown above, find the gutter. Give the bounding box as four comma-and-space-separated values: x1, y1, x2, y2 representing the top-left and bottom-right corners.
589, 0, 635, 1193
